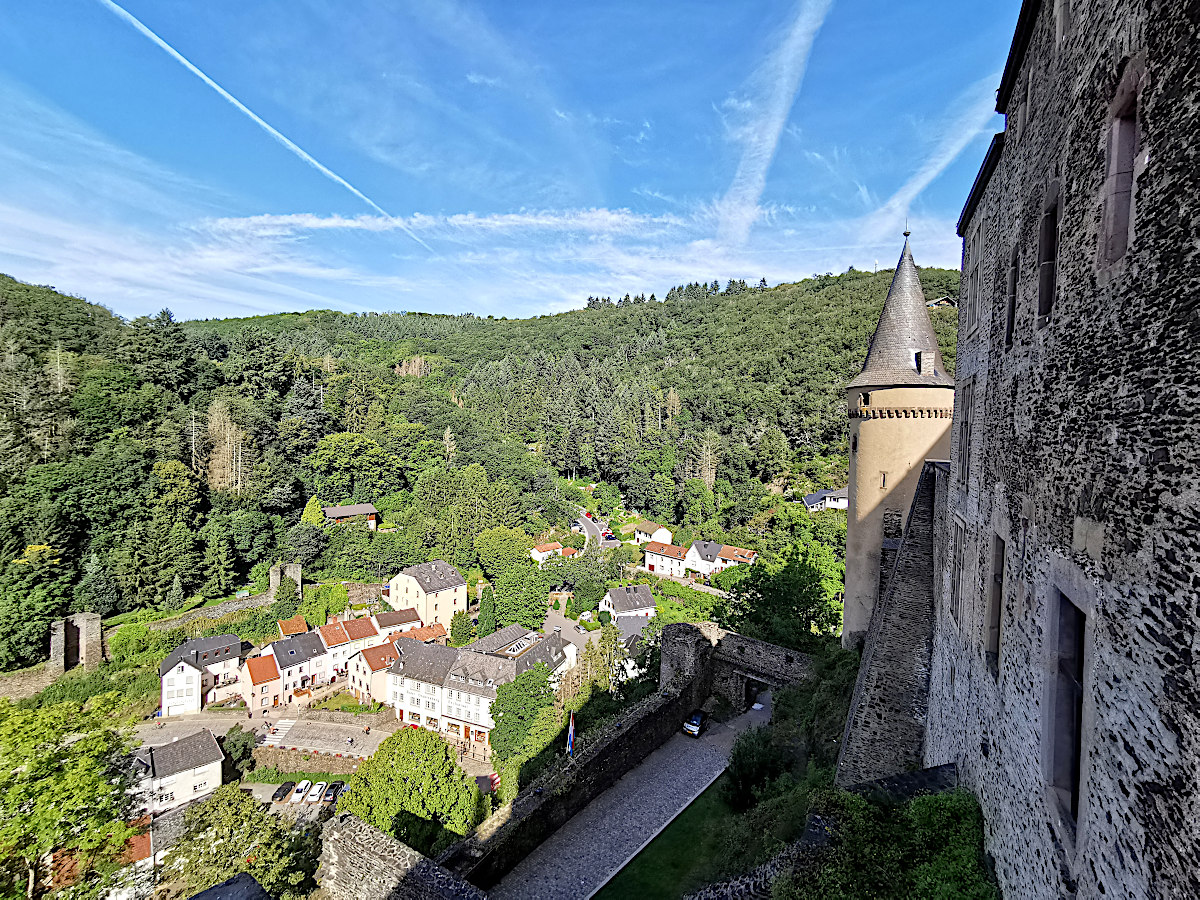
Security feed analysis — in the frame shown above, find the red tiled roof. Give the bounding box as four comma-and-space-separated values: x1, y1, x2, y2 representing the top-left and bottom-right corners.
359, 644, 400, 672
561, 547, 578, 557
278, 615, 308, 636
534, 542, 563, 553
343, 618, 379, 641
644, 541, 687, 560
245, 655, 280, 686
318, 622, 350, 647
718, 545, 757, 563
396, 623, 448, 643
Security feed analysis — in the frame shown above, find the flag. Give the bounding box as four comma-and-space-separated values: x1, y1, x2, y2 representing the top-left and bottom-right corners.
566, 711, 575, 758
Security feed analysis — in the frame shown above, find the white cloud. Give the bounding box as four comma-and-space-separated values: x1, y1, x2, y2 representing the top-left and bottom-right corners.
715, 0, 834, 247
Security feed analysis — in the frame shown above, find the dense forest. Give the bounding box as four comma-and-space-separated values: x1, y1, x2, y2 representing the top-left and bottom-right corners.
0, 265, 957, 670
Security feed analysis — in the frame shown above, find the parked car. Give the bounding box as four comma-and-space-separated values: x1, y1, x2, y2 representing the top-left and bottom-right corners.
323, 781, 344, 803
575, 624, 588, 634
306, 781, 327, 803
289, 780, 312, 804
271, 781, 295, 803
683, 709, 708, 738
584, 512, 592, 518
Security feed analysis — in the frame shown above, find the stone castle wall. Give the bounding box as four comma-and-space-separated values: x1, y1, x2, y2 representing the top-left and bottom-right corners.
47, 612, 103, 674
922, 2, 1200, 898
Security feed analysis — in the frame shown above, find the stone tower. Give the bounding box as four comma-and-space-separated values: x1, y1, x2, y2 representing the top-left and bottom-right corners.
842, 235, 954, 649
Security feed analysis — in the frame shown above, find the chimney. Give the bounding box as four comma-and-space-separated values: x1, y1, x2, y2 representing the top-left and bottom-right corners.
553, 626, 561, 636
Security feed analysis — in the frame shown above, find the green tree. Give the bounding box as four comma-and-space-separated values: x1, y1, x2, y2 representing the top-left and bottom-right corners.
164, 573, 187, 611
73, 551, 123, 617
337, 729, 484, 855
449, 610, 474, 647
0, 695, 134, 900
493, 565, 548, 631
300, 495, 325, 526
218, 725, 257, 778
274, 574, 299, 603
595, 621, 628, 692
0, 545, 71, 670
473, 526, 533, 580
304, 432, 402, 501
162, 783, 315, 900
477, 586, 496, 637
490, 663, 555, 762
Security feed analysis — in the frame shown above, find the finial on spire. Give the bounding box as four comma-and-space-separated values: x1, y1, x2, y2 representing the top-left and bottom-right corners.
903, 217, 910, 238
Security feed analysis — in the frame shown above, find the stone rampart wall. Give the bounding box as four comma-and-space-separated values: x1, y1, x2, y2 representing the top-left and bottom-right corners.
318, 814, 486, 900
103, 592, 273, 639
297, 708, 396, 728
252, 747, 362, 775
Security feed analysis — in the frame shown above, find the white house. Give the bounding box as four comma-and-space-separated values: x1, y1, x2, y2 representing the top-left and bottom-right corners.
388, 560, 467, 627
317, 617, 381, 677
386, 625, 575, 758
634, 521, 673, 545
600, 584, 657, 619
642, 541, 688, 578
802, 486, 848, 513
530, 542, 563, 566
373, 608, 422, 639
132, 729, 224, 814
159, 635, 246, 717
349, 643, 400, 702
685, 541, 758, 578
263, 632, 330, 702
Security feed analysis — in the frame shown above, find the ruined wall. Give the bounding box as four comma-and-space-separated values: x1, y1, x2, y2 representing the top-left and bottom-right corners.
269, 562, 303, 596
318, 814, 485, 900
836, 462, 942, 787
923, 3, 1200, 898
47, 613, 103, 674
251, 747, 362, 775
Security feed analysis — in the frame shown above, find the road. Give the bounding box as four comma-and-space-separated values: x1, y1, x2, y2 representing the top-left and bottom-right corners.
490, 694, 773, 900
577, 512, 620, 550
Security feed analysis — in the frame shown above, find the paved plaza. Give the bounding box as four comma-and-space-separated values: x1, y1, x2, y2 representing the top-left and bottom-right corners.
134, 712, 395, 759
490, 694, 773, 900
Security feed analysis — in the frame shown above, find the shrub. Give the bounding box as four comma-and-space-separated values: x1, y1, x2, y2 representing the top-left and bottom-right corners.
552, 599, 560, 610
722, 725, 797, 811
597, 610, 612, 625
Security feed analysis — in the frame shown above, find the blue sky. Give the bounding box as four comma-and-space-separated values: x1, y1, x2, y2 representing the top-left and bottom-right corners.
0, 1, 1019, 320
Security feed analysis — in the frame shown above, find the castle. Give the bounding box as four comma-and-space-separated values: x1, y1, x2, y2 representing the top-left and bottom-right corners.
838, 1, 1200, 898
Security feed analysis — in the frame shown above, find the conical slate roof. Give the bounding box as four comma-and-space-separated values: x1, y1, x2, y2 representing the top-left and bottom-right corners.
847, 236, 955, 390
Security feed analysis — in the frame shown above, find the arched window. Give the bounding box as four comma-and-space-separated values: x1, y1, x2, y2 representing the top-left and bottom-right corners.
1037, 184, 1060, 328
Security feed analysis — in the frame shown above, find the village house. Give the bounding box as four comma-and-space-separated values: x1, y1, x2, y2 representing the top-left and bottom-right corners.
561, 547, 578, 559
530, 542, 563, 566
349, 643, 400, 702
158, 635, 246, 717
373, 608, 421, 638
262, 632, 329, 702
386, 624, 575, 758
600, 584, 657, 619
634, 521, 674, 545
684, 540, 757, 578
317, 616, 381, 679
132, 730, 224, 815
277, 615, 308, 638
802, 486, 849, 513
321, 503, 379, 530
642, 540, 688, 578
241, 654, 281, 711
393, 623, 448, 645
387, 560, 467, 627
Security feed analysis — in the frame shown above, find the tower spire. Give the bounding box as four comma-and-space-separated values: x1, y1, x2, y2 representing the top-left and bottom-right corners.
848, 235, 952, 390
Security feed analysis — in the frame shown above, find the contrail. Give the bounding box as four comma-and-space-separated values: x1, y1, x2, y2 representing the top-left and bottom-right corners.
95, 0, 432, 251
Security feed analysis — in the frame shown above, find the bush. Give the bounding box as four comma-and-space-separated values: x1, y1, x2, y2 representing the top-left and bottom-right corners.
552, 600, 560, 610
597, 610, 612, 625
722, 725, 797, 811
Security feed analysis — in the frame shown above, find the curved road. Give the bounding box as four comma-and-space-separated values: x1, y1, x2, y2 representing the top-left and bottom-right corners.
577, 510, 620, 550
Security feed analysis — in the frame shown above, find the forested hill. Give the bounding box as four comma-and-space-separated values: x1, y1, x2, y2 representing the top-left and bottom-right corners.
0, 265, 956, 671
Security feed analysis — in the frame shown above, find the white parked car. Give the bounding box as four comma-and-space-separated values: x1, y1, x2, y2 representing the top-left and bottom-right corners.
305, 781, 327, 803
289, 780, 312, 804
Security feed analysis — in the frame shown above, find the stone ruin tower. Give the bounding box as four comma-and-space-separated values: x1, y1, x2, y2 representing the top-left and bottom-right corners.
842, 235, 954, 649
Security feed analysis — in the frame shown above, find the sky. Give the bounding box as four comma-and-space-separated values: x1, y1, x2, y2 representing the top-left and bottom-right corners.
0, 1, 1021, 321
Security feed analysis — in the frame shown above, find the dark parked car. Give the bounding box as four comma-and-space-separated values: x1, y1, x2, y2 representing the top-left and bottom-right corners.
271, 781, 296, 803
323, 781, 344, 803
683, 710, 707, 738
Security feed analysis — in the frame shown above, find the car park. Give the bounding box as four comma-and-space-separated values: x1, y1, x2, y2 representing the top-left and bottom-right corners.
306, 781, 327, 803
289, 780, 312, 804
271, 781, 296, 803
323, 781, 344, 803
683, 709, 708, 737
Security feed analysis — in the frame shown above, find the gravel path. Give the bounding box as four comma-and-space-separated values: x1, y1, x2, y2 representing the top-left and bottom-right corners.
490, 694, 773, 900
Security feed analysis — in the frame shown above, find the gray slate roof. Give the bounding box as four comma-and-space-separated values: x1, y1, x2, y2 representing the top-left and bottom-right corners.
159, 634, 244, 677
604, 584, 656, 613
134, 729, 224, 779
322, 503, 378, 517
271, 632, 327, 671
464, 623, 527, 655
690, 540, 724, 563
375, 608, 420, 627
802, 489, 834, 507
401, 560, 466, 593
388, 640, 461, 685
188, 873, 273, 900
510, 630, 570, 677
847, 238, 955, 390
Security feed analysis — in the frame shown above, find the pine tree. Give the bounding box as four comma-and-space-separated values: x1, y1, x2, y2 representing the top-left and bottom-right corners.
164, 573, 187, 611
74, 552, 124, 617
450, 610, 474, 647
477, 586, 496, 637
300, 496, 325, 526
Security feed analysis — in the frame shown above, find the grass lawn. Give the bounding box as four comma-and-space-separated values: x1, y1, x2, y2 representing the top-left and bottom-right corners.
312, 691, 379, 713
594, 774, 733, 900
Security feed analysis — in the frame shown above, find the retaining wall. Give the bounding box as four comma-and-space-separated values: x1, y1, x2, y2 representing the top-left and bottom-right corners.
252, 747, 362, 775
